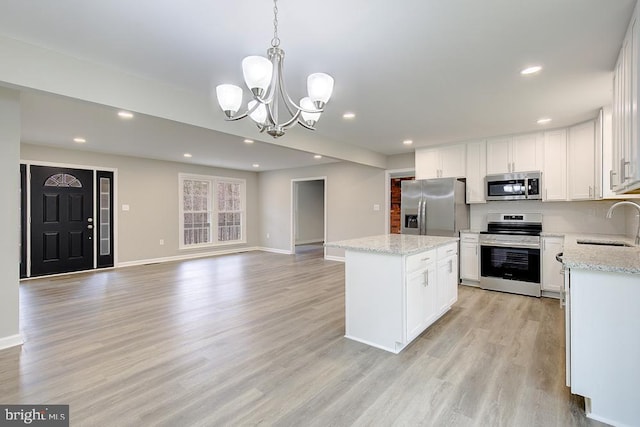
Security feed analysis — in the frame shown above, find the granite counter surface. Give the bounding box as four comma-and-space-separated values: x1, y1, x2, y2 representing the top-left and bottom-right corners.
561, 234, 640, 275
325, 234, 458, 256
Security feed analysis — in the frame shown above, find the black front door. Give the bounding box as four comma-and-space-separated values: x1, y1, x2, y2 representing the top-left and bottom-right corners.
30, 166, 94, 276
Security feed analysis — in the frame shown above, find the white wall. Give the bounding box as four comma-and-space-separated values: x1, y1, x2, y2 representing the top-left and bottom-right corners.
0, 87, 21, 347
21, 144, 260, 264
295, 180, 325, 244
470, 200, 628, 235
259, 162, 387, 258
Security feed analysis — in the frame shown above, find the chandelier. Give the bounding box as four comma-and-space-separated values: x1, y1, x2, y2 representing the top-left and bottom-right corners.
214, 0, 334, 138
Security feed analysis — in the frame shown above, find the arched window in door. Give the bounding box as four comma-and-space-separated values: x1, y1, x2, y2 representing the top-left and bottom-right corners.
44, 173, 83, 188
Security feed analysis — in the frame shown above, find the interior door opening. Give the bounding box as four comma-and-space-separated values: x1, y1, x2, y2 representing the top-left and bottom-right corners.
389, 175, 415, 234
292, 178, 326, 256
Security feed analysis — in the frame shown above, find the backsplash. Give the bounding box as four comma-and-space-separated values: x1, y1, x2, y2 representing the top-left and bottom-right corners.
470, 200, 629, 235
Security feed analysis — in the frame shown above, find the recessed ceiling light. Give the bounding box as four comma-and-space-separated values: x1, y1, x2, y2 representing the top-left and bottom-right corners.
314, 154, 323, 159
183, 153, 193, 158
342, 112, 356, 119
537, 117, 552, 124
244, 139, 254, 144
118, 110, 134, 119
73, 137, 86, 144
403, 139, 413, 145
252, 163, 260, 168
521, 65, 542, 75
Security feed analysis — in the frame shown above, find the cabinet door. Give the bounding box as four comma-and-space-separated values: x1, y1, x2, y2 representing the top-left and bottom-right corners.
406, 269, 426, 340
439, 144, 466, 178
406, 265, 437, 341
437, 255, 457, 314
543, 129, 567, 201
512, 133, 543, 172
460, 241, 479, 281
542, 237, 564, 292
465, 140, 486, 203
568, 121, 596, 200
415, 148, 440, 179
486, 137, 511, 174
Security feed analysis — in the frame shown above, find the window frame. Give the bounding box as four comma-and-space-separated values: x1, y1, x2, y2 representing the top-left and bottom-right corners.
178, 173, 247, 250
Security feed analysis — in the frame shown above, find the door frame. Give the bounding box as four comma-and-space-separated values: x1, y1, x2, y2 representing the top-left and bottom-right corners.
384, 168, 415, 234
21, 160, 118, 278
290, 176, 327, 257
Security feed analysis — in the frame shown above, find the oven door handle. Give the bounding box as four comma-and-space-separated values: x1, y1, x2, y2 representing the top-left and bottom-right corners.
480, 242, 540, 250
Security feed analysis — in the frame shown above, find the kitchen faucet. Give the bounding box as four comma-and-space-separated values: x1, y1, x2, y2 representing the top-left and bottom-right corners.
606, 201, 640, 245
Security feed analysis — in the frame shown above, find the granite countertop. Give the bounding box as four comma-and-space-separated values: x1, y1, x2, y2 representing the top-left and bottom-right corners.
561, 234, 640, 275
325, 234, 458, 256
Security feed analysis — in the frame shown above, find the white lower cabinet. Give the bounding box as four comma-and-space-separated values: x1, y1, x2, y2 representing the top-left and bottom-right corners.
459, 232, 479, 283
541, 236, 564, 293
437, 253, 458, 312
406, 254, 437, 341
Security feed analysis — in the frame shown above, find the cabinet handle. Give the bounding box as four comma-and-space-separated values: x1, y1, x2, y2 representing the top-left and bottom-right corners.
588, 186, 592, 198
421, 257, 431, 262
448, 259, 453, 273
610, 169, 616, 190
475, 246, 477, 256
423, 270, 429, 286
622, 158, 631, 180
545, 189, 548, 200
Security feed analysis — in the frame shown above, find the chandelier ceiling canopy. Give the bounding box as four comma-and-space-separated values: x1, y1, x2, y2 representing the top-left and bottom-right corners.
215, 0, 334, 138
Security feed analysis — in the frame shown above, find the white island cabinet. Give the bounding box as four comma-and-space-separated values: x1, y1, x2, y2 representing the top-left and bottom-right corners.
325, 234, 459, 354
561, 235, 640, 427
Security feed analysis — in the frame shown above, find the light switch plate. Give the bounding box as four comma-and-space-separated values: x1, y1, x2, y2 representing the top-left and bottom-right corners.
373, 204, 380, 211
122, 204, 130, 211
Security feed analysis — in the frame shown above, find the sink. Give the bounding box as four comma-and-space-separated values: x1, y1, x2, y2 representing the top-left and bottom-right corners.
576, 239, 634, 247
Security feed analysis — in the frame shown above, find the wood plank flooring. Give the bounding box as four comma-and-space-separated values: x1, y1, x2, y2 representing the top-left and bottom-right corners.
1, 248, 605, 426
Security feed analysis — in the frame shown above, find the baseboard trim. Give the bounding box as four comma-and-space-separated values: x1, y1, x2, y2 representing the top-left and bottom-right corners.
117, 246, 260, 268
324, 255, 345, 262
295, 239, 324, 245
0, 334, 23, 350
257, 247, 294, 255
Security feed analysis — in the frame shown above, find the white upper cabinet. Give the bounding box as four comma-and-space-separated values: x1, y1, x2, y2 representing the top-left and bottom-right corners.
486, 137, 511, 174
543, 129, 567, 201
568, 121, 596, 200
416, 144, 466, 180
612, 4, 640, 194
486, 134, 543, 174
465, 140, 486, 204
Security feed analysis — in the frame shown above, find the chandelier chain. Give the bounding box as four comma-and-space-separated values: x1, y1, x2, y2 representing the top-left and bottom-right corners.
271, 0, 280, 47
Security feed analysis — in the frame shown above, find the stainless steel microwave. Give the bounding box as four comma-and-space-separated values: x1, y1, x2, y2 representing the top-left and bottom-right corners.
485, 171, 542, 201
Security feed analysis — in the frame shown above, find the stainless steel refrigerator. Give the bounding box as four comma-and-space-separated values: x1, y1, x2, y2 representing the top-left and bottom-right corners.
400, 177, 469, 236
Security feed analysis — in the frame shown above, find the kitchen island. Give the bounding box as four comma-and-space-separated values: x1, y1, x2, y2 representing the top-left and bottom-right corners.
560, 234, 639, 427
325, 234, 459, 354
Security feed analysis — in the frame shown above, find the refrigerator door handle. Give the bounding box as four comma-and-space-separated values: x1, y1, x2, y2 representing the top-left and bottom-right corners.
420, 198, 427, 236
417, 199, 423, 235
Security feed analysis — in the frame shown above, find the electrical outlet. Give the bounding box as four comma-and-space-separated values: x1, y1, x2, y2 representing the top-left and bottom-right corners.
159, 239, 164, 245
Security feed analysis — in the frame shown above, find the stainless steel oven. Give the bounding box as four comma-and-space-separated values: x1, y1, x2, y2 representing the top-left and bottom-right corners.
479, 213, 542, 297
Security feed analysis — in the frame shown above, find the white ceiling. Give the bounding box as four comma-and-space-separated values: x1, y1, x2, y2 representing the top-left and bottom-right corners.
0, 0, 636, 169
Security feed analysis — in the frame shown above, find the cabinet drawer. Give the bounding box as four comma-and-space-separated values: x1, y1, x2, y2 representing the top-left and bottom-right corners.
406, 250, 436, 274
437, 242, 458, 259
460, 233, 479, 243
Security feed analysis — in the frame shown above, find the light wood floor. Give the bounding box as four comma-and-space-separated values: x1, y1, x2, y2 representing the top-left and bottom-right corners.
1, 248, 604, 426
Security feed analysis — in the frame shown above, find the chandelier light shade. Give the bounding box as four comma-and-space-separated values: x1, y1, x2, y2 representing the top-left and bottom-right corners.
214, 0, 334, 138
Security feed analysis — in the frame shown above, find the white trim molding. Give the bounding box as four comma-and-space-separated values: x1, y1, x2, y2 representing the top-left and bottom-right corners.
324, 255, 345, 262
118, 246, 259, 268
0, 334, 23, 350
258, 247, 294, 255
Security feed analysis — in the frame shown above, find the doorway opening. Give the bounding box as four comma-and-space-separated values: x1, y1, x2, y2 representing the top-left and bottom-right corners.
291, 177, 326, 257
22, 163, 116, 278
385, 170, 415, 234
